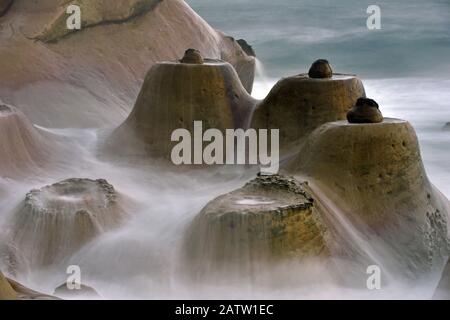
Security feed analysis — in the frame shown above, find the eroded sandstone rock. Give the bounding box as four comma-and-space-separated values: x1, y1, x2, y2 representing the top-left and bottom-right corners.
107, 57, 257, 159
347, 97, 383, 124
286, 119, 450, 274
179, 49, 204, 64
251, 60, 365, 150
184, 174, 329, 279
10, 178, 126, 267
0, 271, 17, 300
0, 104, 53, 178
433, 259, 450, 300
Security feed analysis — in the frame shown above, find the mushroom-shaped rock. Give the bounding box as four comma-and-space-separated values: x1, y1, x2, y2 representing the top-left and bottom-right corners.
107, 59, 257, 159
0, 104, 53, 178
10, 179, 126, 267
179, 49, 204, 64
184, 175, 329, 279
287, 119, 450, 274
0, 271, 17, 300
0, 0, 12, 17
347, 98, 383, 124
252, 61, 365, 150
308, 59, 333, 79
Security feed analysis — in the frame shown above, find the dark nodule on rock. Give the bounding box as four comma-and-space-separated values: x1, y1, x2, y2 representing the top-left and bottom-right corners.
237, 39, 256, 57
180, 49, 204, 64
0, 104, 12, 114
308, 59, 333, 79
347, 97, 383, 124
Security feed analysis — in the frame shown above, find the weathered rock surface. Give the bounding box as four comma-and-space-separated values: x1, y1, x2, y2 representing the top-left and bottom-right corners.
6, 277, 59, 300
107, 56, 257, 159
347, 97, 383, 124
0, 0, 12, 16
286, 119, 450, 274
252, 62, 365, 150
184, 175, 329, 278
0, 103, 53, 178
0, 271, 17, 300
0, 0, 255, 128
10, 178, 125, 267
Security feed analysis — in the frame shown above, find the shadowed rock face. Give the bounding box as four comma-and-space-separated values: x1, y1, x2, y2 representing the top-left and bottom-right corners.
10, 179, 125, 267
347, 97, 383, 124
0, 0, 255, 128
0, 104, 53, 178
308, 59, 333, 79
286, 119, 450, 274
252, 67, 365, 151
0, 0, 12, 17
184, 175, 329, 279
107, 57, 257, 159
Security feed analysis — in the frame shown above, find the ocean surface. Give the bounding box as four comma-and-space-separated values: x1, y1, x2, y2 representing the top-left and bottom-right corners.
189, 0, 450, 197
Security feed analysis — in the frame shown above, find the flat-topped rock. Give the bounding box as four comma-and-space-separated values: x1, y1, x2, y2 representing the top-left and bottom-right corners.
107, 58, 257, 159
252, 65, 365, 149
10, 178, 126, 267
287, 119, 450, 273
184, 174, 329, 279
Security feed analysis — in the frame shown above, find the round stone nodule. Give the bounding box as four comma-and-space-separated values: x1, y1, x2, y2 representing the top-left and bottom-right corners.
308, 59, 333, 79
179, 48, 204, 64
347, 97, 383, 124
11, 178, 125, 267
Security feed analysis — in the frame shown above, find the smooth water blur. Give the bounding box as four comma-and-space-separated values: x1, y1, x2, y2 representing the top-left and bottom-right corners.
188, 0, 450, 78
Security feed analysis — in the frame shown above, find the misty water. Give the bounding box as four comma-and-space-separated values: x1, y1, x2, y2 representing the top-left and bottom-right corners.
1, 0, 449, 299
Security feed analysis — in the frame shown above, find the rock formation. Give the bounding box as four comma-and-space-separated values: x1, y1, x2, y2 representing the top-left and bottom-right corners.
308, 59, 333, 79
347, 97, 383, 124
184, 174, 329, 279
0, 271, 17, 300
107, 52, 257, 159
286, 118, 450, 274
0, 0, 12, 16
0, 103, 53, 178
6, 277, 59, 300
10, 179, 125, 267
251, 60, 365, 150
0, 0, 255, 128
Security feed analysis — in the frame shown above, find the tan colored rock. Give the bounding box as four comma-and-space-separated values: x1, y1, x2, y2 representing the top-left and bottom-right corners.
6, 277, 59, 300
252, 65, 365, 150
347, 97, 383, 124
0, 0, 255, 128
179, 48, 204, 64
0, 271, 17, 300
0, 104, 53, 178
286, 119, 450, 273
11, 178, 126, 267
107, 58, 257, 159
184, 175, 329, 278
